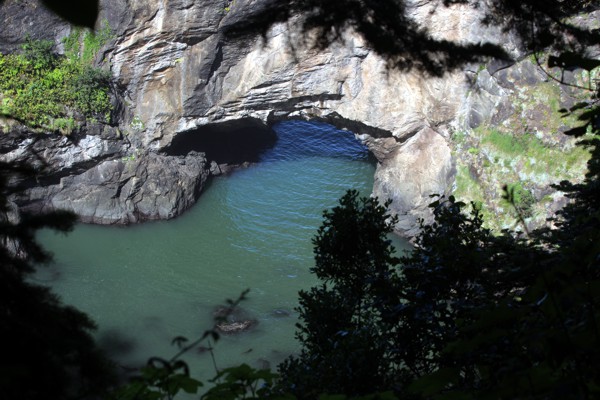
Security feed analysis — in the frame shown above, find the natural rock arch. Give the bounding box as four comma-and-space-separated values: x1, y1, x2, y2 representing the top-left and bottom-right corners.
0, 0, 526, 236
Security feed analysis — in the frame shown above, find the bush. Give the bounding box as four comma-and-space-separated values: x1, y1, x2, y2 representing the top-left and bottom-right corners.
72, 66, 111, 117
21, 36, 58, 71
0, 38, 113, 131
278, 190, 401, 397
504, 181, 535, 218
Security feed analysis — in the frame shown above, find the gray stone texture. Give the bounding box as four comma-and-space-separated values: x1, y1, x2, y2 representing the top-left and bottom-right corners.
1, 0, 595, 236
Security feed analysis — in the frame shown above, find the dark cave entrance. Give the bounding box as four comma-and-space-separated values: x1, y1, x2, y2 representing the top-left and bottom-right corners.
164, 118, 277, 165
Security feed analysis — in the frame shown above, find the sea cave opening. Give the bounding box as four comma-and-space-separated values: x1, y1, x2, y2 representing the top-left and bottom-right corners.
163, 117, 379, 169
164, 118, 278, 165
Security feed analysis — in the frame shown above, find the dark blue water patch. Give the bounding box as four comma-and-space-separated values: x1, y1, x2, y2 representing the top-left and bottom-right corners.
262, 120, 372, 162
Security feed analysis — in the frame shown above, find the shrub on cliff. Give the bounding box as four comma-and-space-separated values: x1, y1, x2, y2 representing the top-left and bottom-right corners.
0, 36, 112, 132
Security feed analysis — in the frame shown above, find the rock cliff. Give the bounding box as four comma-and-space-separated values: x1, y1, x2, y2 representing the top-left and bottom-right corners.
0, 0, 595, 236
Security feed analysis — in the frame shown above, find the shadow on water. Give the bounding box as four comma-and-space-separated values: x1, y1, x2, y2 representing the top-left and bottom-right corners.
97, 329, 137, 358
164, 118, 278, 164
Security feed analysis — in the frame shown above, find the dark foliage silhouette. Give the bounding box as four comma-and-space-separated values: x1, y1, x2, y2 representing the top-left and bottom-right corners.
0, 162, 115, 400
278, 191, 399, 398
224, 0, 599, 75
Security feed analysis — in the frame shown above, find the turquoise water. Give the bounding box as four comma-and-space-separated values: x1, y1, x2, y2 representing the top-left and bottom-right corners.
34, 121, 410, 382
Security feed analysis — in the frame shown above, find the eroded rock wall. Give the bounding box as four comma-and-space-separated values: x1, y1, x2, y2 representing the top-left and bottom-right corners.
2, 0, 585, 236
100, 0, 510, 234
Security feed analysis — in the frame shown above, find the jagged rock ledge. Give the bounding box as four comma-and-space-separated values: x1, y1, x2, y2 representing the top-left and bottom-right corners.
0, 123, 210, 224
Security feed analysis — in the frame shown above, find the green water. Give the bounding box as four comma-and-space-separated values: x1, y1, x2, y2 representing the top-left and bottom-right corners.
34, 121, 410, 382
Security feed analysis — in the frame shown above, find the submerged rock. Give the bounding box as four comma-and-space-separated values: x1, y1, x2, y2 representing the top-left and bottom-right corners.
212, 305, 258, 334
216, 320, 256, 334
270, 308, 292, 318
97, 329, 137, 357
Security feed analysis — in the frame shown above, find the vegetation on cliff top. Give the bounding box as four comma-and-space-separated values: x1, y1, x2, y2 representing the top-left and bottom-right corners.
0, 27, 113, 134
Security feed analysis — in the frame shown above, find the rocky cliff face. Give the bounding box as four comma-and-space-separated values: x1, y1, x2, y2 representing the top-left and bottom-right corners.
0, 0, 593, 236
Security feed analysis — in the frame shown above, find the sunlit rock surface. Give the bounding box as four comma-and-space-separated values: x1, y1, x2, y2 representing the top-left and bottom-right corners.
104, 0, 495, 234
1, 0, 591, 236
